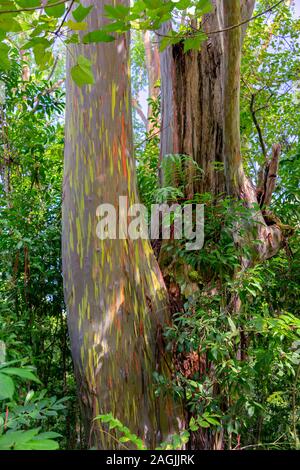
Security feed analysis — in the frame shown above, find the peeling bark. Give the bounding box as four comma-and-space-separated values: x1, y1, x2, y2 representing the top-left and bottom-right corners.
63, 0, 183, 449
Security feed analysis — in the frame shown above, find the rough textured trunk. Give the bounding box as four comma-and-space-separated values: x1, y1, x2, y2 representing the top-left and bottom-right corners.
62, 0, 183, 449
159, 8, 225, 195
160, 0, 283, 262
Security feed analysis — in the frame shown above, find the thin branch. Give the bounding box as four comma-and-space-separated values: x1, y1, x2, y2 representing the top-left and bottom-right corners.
155, 0, 285, 40
46, 55, 59, 82
0, 0, 68, 15
55, 0, 75, 37
132, 98, 148, 128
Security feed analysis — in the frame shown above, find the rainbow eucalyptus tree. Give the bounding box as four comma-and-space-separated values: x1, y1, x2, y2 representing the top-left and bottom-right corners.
62, 0, 182, 449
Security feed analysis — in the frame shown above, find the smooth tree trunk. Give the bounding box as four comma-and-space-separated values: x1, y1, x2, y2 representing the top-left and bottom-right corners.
62, 0, 183, 449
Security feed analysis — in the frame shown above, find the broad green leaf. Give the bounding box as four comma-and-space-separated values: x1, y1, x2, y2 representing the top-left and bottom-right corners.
205, 416, 221, 426
33, 45, 54, 69
0, 429, 39, 450
143, 0, 162, 8
0, 372, 14, 399
15, 439, 59, 450
198, 419, 210, 428
66, 20, 87, 31
159, 34, 182, 52
66, 33, 79, 44
183, 33, 207, 53
71, 55, 94, 86
228, 317, 238, 334
1, 367, 41, 383
0, 43, 10, 70
15, 0, 41, 7
24, 390, 35, 404
22, 37, 52, 50
196, 0, 213, 14
102, 21, 130, 33
72, 4, 93, 22
174, 0, 191, 10
104, 4, 130, 20
171, 434, 182, 449
189, 416, 199, 431
82, 30, 115, 44
34, 431, 62, 440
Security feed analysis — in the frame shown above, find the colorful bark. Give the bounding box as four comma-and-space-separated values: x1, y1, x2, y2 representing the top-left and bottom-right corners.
62, 0, 183, 449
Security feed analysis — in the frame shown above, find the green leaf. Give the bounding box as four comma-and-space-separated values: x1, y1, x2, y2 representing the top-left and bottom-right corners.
66, 20, 87, 31
183, 33, 207, 53
102, 21, 129, 33
15, 439, 59, 450
0, 15, 22, 32
143, 0, 162, 8
72, 4, 93, 22
34, 432, 62, 440
33, 45, 54, 69
1, 367, 41, 383
0, 429, 39, 450
198, 419, 210, 428
205, 416, 221, 426
228, 317, 238, 334
189, 416, 199, 432
175, 0, 191, 10
196, 0, 213, 14
15, 1, 41, 7
0, 372, 14, 399
45, 0, 65, 18
25, 390, 35, 404
82, 30, 115, 44
66, 33, 79, 44
22, 37, 52, 50
171, 434, 182, 449
159, 34, 182, 52
0, 43, 10, 70
71, 55, 94, 87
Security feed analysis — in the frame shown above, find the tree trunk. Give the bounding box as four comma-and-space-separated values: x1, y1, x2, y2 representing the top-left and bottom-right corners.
159, 0, 283, 261
159, 0, 256, 196
62, 0, 183, 449
144, 31, 160, 132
